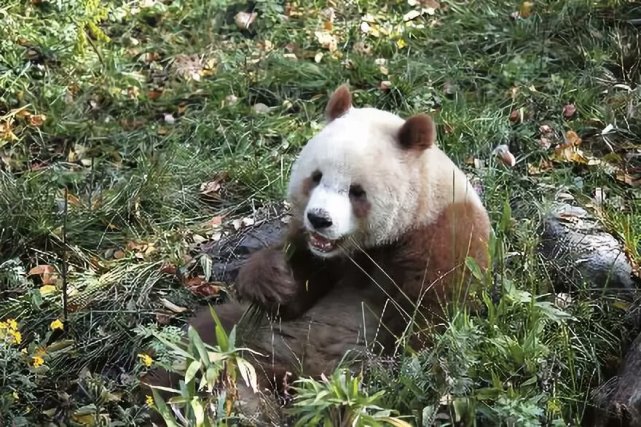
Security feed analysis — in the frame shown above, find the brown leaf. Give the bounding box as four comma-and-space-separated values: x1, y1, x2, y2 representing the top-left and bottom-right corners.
199, 174, 228, 200
0, 121, 18, 142
28, 265, 58, 285
509, 109, 524, 124
564, 130, 582, 146
27, 114, 46, 127
562, 103, 576, 119
207, 216, 224, 228
120, 118, 146, 130
184, 276, 223, 297
155, 311, 173, 325
159, 263, 177, 275
552, 145, 586, 163
539, 124, 554, 136
527, 159, 554, 175
616, 171, 641, 187
493, 144, 516, 167
147, 89, 163, 100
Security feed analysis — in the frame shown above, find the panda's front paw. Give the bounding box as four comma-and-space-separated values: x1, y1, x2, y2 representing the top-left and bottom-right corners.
235, 247, 298, 309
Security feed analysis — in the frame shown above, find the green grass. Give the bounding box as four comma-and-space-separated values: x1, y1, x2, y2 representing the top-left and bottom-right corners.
0, 0, 640, 425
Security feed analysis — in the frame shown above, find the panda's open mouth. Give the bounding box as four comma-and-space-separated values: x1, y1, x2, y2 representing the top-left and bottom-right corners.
308, 232, 341, 254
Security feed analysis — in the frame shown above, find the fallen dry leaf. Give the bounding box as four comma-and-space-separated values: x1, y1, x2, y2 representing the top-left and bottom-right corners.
163, 113, 175, 124
539, 124, 553, 136
403, 10, 422, 21
147, 89, 163, 100
539, 137, 552, 150
159, 263, 177, 275
564, 130, 582, 146
120, 118, 147, 130
223, 95, 239, 107
321, 7, 335, 22
207, 216, 224, 228
183, 276, 222, 297
519, 1, 534, 18
39, 284, 58, 296
352, 41, 372, 55
155, 311, 173, 325
563, 103, 577, 119
252, 103, 271, 114
28, 265, 59, 285
0, 121, 18, 142
199, 174, 227, 200
379, 80, 392, 91
509, 108, 524, 124
408, 0, 440, 8
552, 145, 588, 164
171, 54, 205, 81
493, 144, 516, 167
113, 250, 125, 259
315, 31, 338, 52
616, 170, 641, 187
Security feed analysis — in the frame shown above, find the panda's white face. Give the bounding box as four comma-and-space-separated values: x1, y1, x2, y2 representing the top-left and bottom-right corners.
287, 107, 426, 258
286, 85, 483, 259
301, 167, 366, 257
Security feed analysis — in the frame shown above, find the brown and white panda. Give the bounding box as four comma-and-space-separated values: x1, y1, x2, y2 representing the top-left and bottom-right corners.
143, 84, 491, 419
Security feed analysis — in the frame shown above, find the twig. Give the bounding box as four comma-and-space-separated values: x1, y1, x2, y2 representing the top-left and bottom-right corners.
62, 187, 69, 322
85, 29, 105, 67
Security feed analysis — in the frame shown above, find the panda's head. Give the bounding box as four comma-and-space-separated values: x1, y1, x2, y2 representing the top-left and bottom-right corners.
287, 85, 438, 258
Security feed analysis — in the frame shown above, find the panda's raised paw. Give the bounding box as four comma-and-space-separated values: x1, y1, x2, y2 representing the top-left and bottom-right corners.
235, 247, 298, 309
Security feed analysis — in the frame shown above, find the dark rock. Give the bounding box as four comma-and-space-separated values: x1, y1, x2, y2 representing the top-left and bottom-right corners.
200, 217, 288, 284
538, 203, 640, 293
590, 331, 641, 427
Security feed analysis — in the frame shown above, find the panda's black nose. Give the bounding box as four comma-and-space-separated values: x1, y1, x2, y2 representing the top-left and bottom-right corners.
307, 211, 333, 229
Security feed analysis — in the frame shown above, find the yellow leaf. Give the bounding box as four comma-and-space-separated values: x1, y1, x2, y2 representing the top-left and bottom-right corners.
323, 21, 333, 31
32, 356, 44, 368
138, 353, 154, 367
39, 285, 58, 295
50, 319, 64, 331
519, 1, 534, 18
565, 130, 582, 146
71, 413, 95, 426
0, 122, 18, 142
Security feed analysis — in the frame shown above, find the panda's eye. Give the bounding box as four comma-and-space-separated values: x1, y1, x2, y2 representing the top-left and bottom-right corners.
311, 170, 322, 184
349, 185, 366, 198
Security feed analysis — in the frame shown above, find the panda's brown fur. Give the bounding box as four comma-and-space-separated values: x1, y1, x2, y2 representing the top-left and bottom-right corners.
141, 85, 491, 419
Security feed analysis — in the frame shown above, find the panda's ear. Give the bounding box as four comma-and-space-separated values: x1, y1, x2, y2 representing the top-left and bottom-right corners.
398, 114, 435, 151
325, 84, 352, 121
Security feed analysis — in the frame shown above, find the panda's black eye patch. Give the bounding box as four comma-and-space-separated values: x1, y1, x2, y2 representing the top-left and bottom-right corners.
311, 170, 323, 184
349, 184, 366, 198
